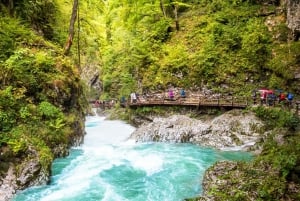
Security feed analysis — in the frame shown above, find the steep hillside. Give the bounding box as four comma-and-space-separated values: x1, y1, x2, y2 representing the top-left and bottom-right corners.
0, 2, 87, 200
90, 0, 300, 100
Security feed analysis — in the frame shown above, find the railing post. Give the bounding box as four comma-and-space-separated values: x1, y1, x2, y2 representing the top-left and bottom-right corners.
198, 95, 201, 110
296, 101, 300, 116
199, 96, 201, 105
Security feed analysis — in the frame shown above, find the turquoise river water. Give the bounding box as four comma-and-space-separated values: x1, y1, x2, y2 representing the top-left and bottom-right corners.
13, 115, 252, 201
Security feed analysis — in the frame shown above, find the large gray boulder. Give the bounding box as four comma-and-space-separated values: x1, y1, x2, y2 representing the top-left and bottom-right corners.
130, 110, 264, 151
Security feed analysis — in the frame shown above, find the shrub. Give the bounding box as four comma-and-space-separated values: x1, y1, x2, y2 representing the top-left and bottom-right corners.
252, 106, 299, 130
37, 101, 63, 119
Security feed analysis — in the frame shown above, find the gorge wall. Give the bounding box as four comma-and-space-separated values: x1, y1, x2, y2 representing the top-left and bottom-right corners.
286, 0, 300, 40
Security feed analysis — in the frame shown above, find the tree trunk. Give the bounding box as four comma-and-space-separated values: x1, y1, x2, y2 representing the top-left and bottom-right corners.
2, 0, 14, 16
64, 0, 78, 56
8, 0, 13, 16
172, 2, 179, 31
160, 0, 167, 17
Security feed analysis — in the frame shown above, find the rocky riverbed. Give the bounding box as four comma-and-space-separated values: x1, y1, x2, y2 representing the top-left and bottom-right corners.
130, 110, 265, 152
129, 109, 268, 200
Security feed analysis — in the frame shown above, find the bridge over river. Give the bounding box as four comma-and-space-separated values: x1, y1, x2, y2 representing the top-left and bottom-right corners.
92, 92, 299, 114
127, 94, 250, 109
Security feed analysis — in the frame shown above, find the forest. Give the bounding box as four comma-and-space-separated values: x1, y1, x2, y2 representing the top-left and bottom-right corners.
0, 0, 300, 200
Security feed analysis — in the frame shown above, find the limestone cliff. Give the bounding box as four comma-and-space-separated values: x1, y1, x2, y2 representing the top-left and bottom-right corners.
286, 0, 300, 40
130, 110, 265, 152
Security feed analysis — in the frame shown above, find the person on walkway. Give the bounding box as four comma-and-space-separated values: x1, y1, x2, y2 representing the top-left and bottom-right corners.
168, 89, 174, 100
180, 89, 186, 98
267, 92, 276, 106
120, 96, 126, 107
121, 96, 126, 103
252, 90, 257, 104
278, 92, 286, 104
94, 100, 99, 108
136, 93, 140, 102
287, 92, 294, 107
260, 91, 267, 105
130, 92, 137, 103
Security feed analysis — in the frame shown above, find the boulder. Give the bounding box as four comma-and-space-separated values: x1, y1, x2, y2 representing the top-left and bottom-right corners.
130, 110, 265, 151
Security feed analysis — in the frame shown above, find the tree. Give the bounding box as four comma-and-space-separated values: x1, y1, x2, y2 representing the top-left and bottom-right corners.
64, 0, 79, 56
171, 0, 179, 30
160, 0, 167, 18
1, 0, 14, 16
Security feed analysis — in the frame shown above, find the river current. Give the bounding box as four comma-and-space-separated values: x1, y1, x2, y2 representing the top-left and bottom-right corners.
13, 115, 252, 201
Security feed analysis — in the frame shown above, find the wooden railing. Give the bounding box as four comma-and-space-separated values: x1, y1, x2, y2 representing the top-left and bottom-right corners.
91, 95, 299, 114
127, 95, 249, 109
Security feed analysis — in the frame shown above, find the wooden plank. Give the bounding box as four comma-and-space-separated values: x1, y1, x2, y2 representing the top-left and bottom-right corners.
128, 96, 248, 108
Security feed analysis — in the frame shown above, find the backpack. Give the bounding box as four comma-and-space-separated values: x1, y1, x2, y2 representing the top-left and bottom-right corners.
287, 93, 294, 100
280, 93, 285, 100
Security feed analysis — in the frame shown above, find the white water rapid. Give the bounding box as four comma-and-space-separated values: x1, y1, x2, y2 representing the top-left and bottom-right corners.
13, 114, 251, 201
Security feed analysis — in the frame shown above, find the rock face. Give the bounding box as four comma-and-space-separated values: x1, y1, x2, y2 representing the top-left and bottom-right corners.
0, 93, 86, 201
130, 110, 264, 151
81, 63, 102, 99
0, 147, 50, 201
286, 0, 300, 40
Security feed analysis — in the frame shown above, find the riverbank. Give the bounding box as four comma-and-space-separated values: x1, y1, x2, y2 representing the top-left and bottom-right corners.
86, 104, 300, 200
102, 105, 300, 200
129, 110, 265, 153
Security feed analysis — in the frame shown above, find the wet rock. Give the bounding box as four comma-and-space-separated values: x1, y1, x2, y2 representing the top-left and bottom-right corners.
0, 166, 17, 201
130, 110, 265, 151
16, 159, 48, 187
0, 145, 51, 201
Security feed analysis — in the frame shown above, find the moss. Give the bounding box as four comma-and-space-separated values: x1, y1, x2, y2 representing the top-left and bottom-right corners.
252, 106, 300, 130
183, 198, 202, 201
0, 12, 86, 192
200, 128, 300, 200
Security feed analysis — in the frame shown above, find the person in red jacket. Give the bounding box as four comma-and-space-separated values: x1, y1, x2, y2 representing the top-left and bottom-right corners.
278, 92, 286, 103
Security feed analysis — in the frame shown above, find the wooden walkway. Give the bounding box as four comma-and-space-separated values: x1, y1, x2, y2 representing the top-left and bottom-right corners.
91, 95, 300, 114
127, 95, 250, 109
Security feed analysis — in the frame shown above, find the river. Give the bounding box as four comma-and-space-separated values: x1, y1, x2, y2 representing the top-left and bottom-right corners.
13, 115, 252, 201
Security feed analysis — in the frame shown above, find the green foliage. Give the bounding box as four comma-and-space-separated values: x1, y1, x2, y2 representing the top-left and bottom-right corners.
29, 136, 54, 169
2, 48, 58, 101
38, 101, 63, 119
135, 106, 163, 115
252, 131, 300, 200
252, 106, 299, 130
0, 4, 86, 179
7, 139, 27, 155
267, 41, 300, 91
19, 106, 31, 119
0, 87, 19, 131
49, 118, 65, 130
14, 0, 58, 40
97, 0, 278, 95
89, 0, 300, 97
1, 0, 300, 198
0, 17, 33, 61
6, 126, 28, 155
